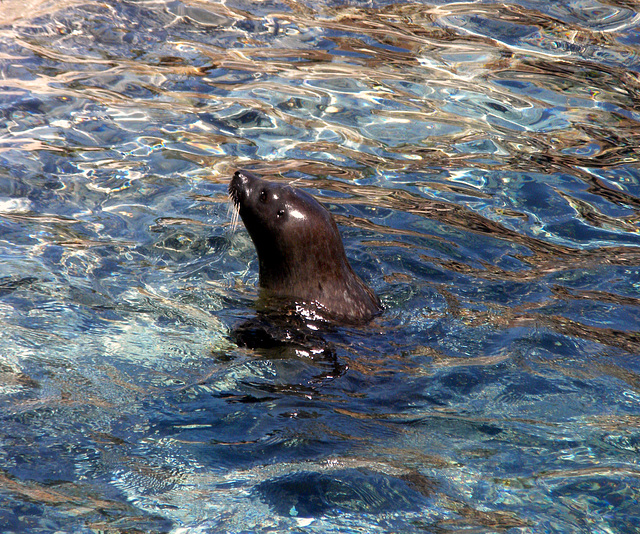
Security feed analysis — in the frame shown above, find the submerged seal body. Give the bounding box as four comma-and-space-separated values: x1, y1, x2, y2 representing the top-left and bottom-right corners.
229, 170, 382, 324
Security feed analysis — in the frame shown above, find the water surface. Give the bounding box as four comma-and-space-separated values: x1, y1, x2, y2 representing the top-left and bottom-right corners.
1, 1, 639, 532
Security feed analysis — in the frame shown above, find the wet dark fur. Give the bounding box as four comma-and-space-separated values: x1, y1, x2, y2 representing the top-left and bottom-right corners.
229, 170, 382, 324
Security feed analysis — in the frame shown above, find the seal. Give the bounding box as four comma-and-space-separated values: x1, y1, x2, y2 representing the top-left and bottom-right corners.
229, 170, 382, 324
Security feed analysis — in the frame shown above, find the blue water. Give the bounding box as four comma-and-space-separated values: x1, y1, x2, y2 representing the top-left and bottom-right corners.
1, 0, 640, 532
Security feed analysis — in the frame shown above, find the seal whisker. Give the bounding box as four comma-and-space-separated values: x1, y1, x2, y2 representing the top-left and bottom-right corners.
228, 181, 241, 231
230, 203, 240, 231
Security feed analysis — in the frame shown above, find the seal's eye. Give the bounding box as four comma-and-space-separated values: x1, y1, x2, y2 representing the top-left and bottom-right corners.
259, 190, 267, 203
277, 209, 285, 219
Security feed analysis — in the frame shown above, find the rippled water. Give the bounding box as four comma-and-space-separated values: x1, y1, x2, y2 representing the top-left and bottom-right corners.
1, 0, 640, 532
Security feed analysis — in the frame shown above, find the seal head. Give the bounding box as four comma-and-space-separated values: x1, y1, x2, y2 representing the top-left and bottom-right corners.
229, 170, 382, 324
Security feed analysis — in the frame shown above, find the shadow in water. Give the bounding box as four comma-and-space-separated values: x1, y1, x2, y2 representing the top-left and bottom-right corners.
255, 468, 432, 517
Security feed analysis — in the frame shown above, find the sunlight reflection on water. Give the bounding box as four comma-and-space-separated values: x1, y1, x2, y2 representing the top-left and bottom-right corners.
0, 0, 640, 532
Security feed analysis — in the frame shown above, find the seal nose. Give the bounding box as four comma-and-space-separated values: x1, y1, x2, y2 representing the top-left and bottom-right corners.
234, 169, 260, 187
230, 170, 250, 206
233, 170, 248, 185
230, 170, 262, 207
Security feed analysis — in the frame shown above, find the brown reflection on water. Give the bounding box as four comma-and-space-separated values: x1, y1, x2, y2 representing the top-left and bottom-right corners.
334, 183, 640, 275
2, 0, 638, 359
206, 158, 639, 293
0, 468, 171, 531
447, 298, 640, 355
6, 0, 639, 196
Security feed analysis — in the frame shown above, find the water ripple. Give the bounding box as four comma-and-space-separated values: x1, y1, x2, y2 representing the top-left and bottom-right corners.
0, 0, 639, 533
